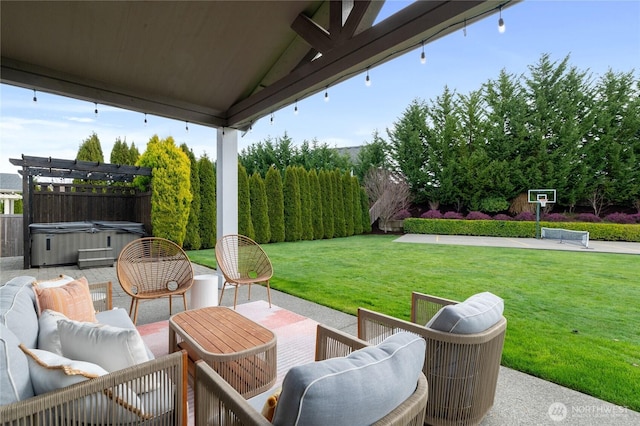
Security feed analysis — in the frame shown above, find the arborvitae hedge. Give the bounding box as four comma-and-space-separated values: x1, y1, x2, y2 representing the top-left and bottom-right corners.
309, 169, 324, 240
238, 163, 255, 240
320, 170, 334, 239
352, 176, 363, 235
298, 166, 314, 240
198, 155, 216, 248
360, 187, 372, 233
181, 144, 201, 250
284, 165, 302, 241
343, 171, 354, 236
332, 169, 346, 237
265, 166, 285, 243
250, 172, 271, 244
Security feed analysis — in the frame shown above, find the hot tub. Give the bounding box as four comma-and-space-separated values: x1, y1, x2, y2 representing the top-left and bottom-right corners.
30, 221, 146, 267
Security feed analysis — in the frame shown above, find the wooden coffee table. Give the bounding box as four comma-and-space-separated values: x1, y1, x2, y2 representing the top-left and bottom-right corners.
169, 306, 277, 398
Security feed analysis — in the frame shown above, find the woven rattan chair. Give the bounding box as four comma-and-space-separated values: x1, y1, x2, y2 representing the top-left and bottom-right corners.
195, 324, 428, 426
358, 292, 507, 426
117, 237, 194, 324
215, 234, 273, 309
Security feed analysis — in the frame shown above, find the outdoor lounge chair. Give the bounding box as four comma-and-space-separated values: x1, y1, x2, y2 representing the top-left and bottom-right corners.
216, 234, 273, 309
194, 324, 429, 426
358, 292, 507, 426
117, 237, 194, 324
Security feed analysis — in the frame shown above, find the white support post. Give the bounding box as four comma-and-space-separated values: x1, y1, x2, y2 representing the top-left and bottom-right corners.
216, 128, 238, 240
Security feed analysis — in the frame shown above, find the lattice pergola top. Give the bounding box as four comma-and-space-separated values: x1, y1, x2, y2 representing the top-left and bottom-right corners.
10, 155, 151, 183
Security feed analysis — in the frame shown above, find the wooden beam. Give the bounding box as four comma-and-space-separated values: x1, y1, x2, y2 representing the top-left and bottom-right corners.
291, 13, 333, 54
228, 1, 496, 127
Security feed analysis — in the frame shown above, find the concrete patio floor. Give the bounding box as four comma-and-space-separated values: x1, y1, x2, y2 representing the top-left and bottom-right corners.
2, 235, 638, 425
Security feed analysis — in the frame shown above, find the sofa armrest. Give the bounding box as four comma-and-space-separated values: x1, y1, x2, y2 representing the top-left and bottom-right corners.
315, 324, 369, 361
0, 350, 188, 425
88, 281, 113, 312
411, 291, 458, 324
194, 360, 272, 426
358, 308, 428, 345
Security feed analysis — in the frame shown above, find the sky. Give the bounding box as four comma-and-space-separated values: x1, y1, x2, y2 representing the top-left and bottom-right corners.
1, 0, 639, 176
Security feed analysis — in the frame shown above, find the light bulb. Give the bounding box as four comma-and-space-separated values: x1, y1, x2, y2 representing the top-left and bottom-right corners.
365, 70, 371, 87
294, 101, 299, 115
144, 113, 147, 125
32, 89, 37, 102
420, 49, 426, 65
498, 8, 505, 33
94, 102, 98, 117
324, 89, 329, 102
270, 113, 274, 125
185, 121, 189, 132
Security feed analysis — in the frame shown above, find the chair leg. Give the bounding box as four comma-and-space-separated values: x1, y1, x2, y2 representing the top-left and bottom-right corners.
169, 295, 173, 315
248, 283, 252, 300
132, 300, 139, 325
219, 283, 227, 305
182, 293, 188, 311
265, 281, 272, 308
129, 297, 136, 317
233, 285, 239, 309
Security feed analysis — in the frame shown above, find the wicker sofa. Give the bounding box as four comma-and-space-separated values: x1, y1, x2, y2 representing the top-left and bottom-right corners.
195, 324, 429, 426
0, 275, 187, 425
358, 292, 507, 426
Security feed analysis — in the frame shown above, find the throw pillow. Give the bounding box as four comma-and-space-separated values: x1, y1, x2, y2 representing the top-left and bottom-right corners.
57, 319, 150, 372
272, 332, 425, 426
261, 388, 282, 422
33, 277, 97, 322
426, 291, 504, 334
37, 309, 68, 355
19, 345, 150, 422
32, 275, 75, 288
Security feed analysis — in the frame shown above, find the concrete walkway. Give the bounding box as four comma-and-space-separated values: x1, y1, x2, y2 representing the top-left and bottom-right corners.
2, 238, 638, 425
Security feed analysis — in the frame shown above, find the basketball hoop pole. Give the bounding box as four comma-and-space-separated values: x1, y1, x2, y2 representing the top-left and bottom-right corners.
536, 202, 541, 239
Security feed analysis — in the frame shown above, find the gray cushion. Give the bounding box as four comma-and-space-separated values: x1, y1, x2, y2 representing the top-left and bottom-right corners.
0, 323, 35, 405
0, 276, 39, 349
96, 308, 155, 360
426, 292, 504, 334
272, 332, 425, 426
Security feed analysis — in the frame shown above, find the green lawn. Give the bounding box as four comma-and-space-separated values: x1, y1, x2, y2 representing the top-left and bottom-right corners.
186, 234, 640, 411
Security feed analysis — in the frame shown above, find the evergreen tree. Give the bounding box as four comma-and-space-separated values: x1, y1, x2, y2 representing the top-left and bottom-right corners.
354, 131, 391, 182
283, 165, 301, 241
332, 169, 346, 237
320, 170, 334, 239
351, 176, 363, 235
134, 135, 192, 245
342, 171, 354, 236
298, 166, 313, 240
265, 166, 285, 243
129, 143, 140, 165
309, 169, 324, 240
77, 132, 104, 163
181, 144, 201, 250
360, 187, 372, 233
238, 163, 255, 240
110, 137, 130, 165
249, 172, 271, 244
198, 155, 216, 249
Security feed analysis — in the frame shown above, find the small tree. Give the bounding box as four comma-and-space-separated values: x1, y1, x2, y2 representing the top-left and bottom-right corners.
320, 169, 334, 239
342, 171, 354, 236
283, 165, 301, 241
181, 144, 201, 250
332, 169, 346, 237
134, 135, 192, 245
364, 168, 411, 232
238, 163, 255, 240
250, 172, 271, 244
198, 155, 216, 248
309, 169, 324, 239
265, 166, 285, 243
351, 176, 363, 235
298, 166, 313, 240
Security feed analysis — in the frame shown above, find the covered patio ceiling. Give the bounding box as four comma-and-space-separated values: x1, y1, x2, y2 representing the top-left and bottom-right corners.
1, 0, 516, 132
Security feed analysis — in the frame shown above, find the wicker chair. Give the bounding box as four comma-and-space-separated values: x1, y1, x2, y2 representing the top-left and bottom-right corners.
358, 292, 507, 426
194, 324, 428, 426
215, 234, 273, 309
117, 237, 194, 324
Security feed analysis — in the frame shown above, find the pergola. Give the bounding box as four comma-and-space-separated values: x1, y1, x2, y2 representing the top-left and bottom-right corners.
1, 0, 516, 240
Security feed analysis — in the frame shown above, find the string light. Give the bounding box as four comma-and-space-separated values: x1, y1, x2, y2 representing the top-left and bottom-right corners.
498, 7, 505, 33
324, 87, 329, 102
144, 113, 147, 125
185, 121, 189, 132
420, 42, 426, 64
365, 69, 371, 87
463, 19, 467, 37
32, 89, 37, 102
294, 100, 299, 115
94, 102, 98, 117
270, 113, 274, 125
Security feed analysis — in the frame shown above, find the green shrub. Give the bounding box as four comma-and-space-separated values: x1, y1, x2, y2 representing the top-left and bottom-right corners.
265, 166, 285, 243
284, 166, 302, 241
480, 197, 510, 213
250, 172, 270, 244
404, 218, 640, 242
198, 156, 216, 248
238, 163, 255, 240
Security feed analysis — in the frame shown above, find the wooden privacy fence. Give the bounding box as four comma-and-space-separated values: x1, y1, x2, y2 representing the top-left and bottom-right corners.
1, 214, 23, 257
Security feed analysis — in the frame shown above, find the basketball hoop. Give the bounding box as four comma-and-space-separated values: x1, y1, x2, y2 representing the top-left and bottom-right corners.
537, 194, 548, 208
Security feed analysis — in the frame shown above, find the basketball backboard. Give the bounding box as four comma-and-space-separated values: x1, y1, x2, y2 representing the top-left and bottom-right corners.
528, 189, 556, 204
